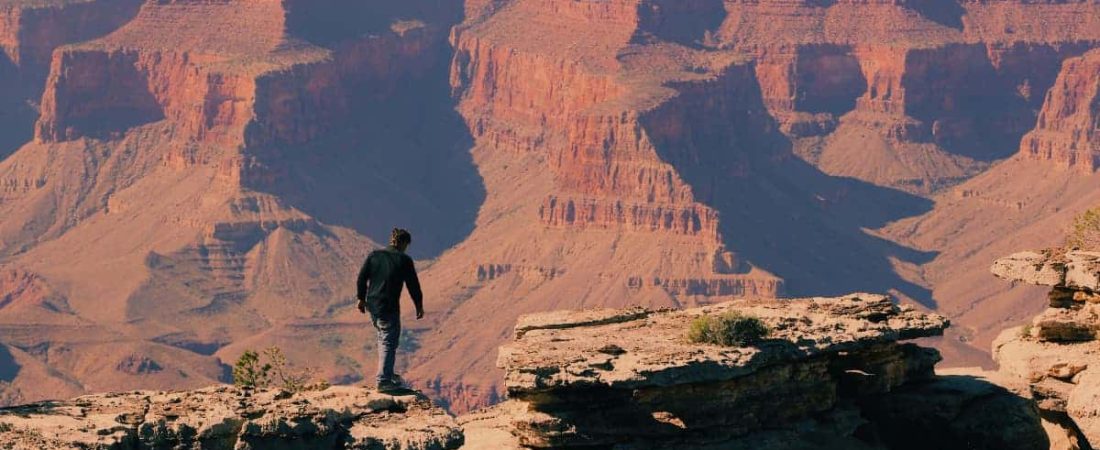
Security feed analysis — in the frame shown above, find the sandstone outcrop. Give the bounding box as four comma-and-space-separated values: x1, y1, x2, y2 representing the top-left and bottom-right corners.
990, 250, 1100, 449
465, 293, 1048, 449
0, 385, 463, 450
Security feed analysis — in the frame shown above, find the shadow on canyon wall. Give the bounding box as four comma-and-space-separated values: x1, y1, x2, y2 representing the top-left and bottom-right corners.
0, 58, 39, 159
903, 45, 1061, 163
909, 0, 966, 30
251, 3, 483, 259
636, 0, 727, 47
0, 345, 18, 383
645, 66, 937, 306
285, 0, 459, 44
258, 44, 484, 260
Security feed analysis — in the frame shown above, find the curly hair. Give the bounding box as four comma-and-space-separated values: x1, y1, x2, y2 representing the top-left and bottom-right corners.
390, 228, 412, 248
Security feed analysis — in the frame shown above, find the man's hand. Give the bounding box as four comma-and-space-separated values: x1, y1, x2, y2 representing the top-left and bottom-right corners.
415, 307, 425, 320
357, 299, 367, 314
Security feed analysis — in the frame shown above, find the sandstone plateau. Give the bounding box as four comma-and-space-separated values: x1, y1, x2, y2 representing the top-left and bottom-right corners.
0, 0, 1099, 416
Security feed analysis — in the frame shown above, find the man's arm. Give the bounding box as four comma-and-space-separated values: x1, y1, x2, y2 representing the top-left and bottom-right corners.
404, 256, 424, 319
356, 254, 371, 313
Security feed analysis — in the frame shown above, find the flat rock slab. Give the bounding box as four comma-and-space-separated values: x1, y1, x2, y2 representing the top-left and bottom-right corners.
992, 251, 1067, 287
993, 250, 1100, 292
500, 293, 948, 394
0, 385, 463, 450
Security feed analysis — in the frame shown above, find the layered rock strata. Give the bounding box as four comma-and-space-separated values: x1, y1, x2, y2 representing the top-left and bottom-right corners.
0, 385, 463, 450
1018, 49, 1100, 173
717, 0, 1100, 193
0, 0, 142, 155
465, 293, 1048, 449
0, 0, 467, 408
990, 249, 1100, 448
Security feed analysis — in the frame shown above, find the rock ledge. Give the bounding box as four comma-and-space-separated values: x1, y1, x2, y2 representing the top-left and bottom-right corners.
0, 385, 463, 450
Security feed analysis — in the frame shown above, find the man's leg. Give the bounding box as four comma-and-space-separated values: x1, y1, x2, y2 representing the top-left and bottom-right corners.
371, 309, 401, 385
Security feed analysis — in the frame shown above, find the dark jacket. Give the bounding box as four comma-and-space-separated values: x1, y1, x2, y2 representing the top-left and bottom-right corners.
356, 246, 423, 315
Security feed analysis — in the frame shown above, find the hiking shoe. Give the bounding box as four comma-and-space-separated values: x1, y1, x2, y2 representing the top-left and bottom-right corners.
389, 374, 405, 386
376, 380, 403, 392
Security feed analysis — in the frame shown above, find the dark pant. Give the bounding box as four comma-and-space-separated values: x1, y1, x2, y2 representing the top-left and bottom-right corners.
369, 307, 401, 384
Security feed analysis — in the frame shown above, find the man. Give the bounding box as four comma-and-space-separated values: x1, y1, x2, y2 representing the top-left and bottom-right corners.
356, 228, 424, 392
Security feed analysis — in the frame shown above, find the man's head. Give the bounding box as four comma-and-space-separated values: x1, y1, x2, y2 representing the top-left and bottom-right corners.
390, 228, 412, 252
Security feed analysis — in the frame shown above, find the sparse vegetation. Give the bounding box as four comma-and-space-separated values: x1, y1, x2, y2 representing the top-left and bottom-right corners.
1019, 323, 1035, 339
1065, 207, 1100, 250
687, 311, 770, 347
232, 350, 271, 389
232, 347, 328, 393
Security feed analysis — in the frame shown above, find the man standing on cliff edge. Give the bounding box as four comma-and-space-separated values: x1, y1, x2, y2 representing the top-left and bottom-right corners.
356, 228, 424, 392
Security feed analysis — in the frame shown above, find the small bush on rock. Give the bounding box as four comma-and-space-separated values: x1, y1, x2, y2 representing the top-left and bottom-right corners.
232, 350, 271, 389
232, 347, 327, 393
1066, 207, 1100, 250
687, 311, 770, 346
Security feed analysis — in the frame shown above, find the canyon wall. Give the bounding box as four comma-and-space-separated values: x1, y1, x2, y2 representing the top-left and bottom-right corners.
403, 0, 1100, 411
0, 0, 142, 156
715, 0, 1100, 193
1, 0, 1100, 419
0, 0, 469, 406
1019, 49, 1100, 172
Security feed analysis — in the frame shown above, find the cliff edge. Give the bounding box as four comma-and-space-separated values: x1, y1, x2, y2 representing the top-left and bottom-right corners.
0, 385, 463, 450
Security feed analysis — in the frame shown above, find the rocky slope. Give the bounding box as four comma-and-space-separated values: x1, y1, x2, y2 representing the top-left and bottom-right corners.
461, 293, 1048, 449
985, 249, 1100, 449
0, 385, 463, 449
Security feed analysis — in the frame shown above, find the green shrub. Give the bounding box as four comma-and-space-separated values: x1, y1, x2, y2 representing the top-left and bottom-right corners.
1066, 207, 1100, 250
232, 347, 326, 393
1019, 323, 1034, 339
687, 311, 770, 346
232, 350, 271, 389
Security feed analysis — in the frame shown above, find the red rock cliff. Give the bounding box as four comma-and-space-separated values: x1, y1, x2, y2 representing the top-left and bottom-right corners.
1018, 49, 1100, 172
